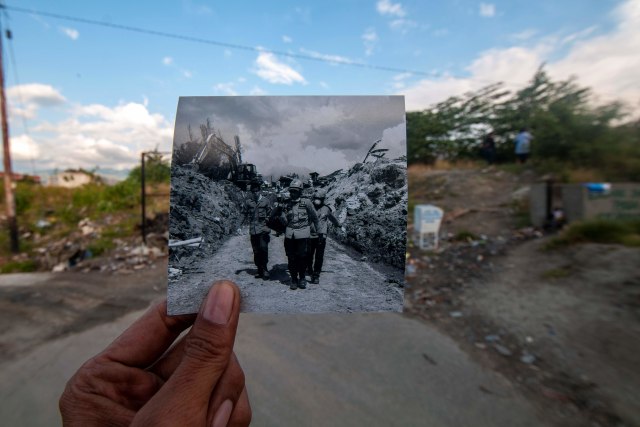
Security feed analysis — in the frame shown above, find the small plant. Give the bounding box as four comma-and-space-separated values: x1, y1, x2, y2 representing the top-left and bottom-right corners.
453, 230, 478, 241
546, 219, 640, 249
0, 259, 38, 273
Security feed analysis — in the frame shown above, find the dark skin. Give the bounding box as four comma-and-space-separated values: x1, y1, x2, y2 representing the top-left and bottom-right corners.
59, 280, 251, 427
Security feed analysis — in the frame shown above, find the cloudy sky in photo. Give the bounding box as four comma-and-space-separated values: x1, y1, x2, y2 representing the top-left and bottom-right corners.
3, 0, 640, 175
174, 96, 405, 178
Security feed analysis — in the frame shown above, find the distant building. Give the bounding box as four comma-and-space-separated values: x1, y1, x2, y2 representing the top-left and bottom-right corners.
0, 172, 42, 184
48, 169, 98, 188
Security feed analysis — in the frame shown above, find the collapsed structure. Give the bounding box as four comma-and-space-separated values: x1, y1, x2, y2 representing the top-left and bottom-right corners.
323, 158, 407, 269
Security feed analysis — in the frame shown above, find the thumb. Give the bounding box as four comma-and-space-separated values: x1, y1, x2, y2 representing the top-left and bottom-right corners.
157, 281, 240, 415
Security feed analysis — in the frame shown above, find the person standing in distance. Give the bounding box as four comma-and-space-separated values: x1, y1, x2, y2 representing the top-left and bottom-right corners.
282, 179, 319, 290
246, 179, 272, 280
514, 127, 533, 164
307, 188, 342, 284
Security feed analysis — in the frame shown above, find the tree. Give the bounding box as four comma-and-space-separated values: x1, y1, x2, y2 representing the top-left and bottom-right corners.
407, 66, 636, 180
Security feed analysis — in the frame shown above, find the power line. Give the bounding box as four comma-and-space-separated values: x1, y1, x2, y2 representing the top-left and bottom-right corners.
2, 5, 630, 103
4, 4, 436, 77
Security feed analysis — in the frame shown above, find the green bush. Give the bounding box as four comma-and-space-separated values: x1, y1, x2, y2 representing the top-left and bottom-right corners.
0, 259, 37, 273
546, 219, 640, 249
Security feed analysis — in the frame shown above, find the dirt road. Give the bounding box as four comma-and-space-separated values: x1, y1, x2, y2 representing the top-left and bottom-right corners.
0, 300, 546, 427
169, 230, 404, 315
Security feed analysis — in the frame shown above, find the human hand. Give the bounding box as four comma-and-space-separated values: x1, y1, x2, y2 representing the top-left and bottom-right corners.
59, 280, 250, 427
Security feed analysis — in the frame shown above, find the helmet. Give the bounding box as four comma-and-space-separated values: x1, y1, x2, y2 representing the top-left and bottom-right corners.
289, 179, 303, 191
314, 188, 327, 199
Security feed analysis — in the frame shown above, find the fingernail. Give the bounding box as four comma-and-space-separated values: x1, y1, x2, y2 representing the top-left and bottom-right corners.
212, 399, 233, 427
204, 283, 234, 325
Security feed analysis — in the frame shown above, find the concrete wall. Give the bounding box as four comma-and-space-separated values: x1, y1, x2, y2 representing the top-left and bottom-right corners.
531, 183, 640, 226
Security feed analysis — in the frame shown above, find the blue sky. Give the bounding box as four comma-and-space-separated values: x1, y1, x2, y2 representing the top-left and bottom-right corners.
2, 0, 638, 175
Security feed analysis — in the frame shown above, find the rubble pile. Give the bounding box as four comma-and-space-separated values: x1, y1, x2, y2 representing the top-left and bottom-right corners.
169, 165, 245, 273
325, 158, 408, 269
25, 214, 169, 274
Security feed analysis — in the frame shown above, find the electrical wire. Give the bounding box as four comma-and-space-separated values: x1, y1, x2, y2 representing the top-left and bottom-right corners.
1, 6, 37, 177
4, 4, 437, 77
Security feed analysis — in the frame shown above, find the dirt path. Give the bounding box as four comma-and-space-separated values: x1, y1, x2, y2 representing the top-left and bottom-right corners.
407, 164, 640, 426
168, 230, 404, 314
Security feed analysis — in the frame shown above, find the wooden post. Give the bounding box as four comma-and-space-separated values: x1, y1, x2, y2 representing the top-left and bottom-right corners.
141, 152, 146, 244
0, 21, 18, 253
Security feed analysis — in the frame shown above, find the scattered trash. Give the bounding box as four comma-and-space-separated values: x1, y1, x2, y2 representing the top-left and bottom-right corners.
168, 237, 204, 248
520, 351, 536, 364
493, 343, 513, 357
475, 342, 487, 350
78, 218, 97, 236
449, 311, 463, 318
52, 262, 67, 273
485, 334, 500, 342
35, 219, 51, 229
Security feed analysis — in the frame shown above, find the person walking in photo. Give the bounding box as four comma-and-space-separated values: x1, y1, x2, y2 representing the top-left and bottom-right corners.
277, 179, 319, 290
514, 127, 533, 164
481, 131, 497, 165
307, 188, 342, 284
246, 179, 273, 280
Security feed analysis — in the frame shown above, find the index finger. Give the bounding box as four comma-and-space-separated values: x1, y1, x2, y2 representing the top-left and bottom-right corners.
99, 300, 196, 368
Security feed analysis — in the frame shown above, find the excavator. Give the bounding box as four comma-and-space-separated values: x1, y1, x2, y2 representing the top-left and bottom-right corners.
188, 134, 259, 189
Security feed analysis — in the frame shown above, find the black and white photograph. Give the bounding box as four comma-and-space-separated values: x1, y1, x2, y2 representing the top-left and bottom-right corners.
168, 96, 407, 315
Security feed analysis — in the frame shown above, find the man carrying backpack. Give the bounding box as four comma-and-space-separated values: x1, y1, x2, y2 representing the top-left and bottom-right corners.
307, 188, 342, 284
274, 179, 319, 290
246, 179, 273, 280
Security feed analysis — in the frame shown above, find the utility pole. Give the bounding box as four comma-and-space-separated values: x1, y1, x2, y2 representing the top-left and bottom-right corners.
0, 14, 18, 253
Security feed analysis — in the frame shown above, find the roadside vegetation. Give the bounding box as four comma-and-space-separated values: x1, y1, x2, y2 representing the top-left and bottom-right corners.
0, 152, 170, 272
407, 66, 640, 183
545, 219, 640, 249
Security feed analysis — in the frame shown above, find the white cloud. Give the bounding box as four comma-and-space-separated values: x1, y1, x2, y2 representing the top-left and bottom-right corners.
249, 86, 267, 95
213, 82, 238, 96
362, 28, 378, 56
14, 94, 173, 171
393, 72, 412, 81
7, 83, 66, 106
183, 1, 213, 16
404, 0, 640, 114
377, 0, 406, 17
561, 25, 598, 45
59, 27, 79, 40
403, 45, 548, 110
299, 48, 353, 64
7, 83, 66, 120
282, 35, 293, 43
162, 56, 192, 78
389, 19, 417, 33
479, 3, 496, 18
10, 134, 41, 161
253, 52, 307, 85
511, 29, 538, 41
